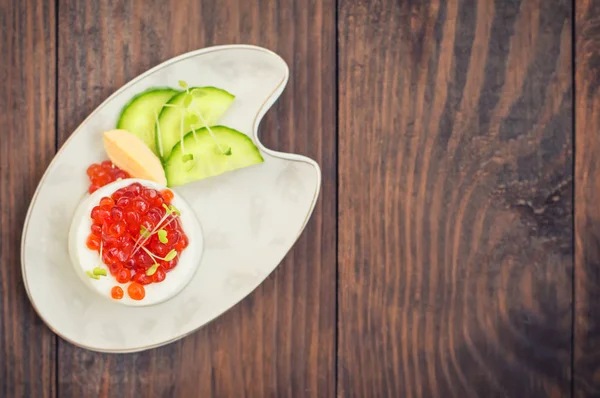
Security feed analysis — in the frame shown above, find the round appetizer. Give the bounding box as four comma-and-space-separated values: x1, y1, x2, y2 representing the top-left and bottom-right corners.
67, 79, 263, 306
68, 178, 203, 306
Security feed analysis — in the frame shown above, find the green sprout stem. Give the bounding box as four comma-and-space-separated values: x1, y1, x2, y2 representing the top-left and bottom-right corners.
154, 110, 164, 157
132, 213, 179, 255
141, 246, 178, 263
191, 109, 230, 155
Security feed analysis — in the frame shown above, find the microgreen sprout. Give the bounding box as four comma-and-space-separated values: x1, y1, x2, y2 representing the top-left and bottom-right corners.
141, 246, 178, 262
142, 246, 178, 276
155, 110, 164, 157
182, 94, 193, 108
191, 108, 231, 156
158, 229, 168, 244
160, 82, 230, 158
182, 153, 196, 172
146, 263, 160, 276
140, 225, 151, 239
188, 114, 200, 144
165, 250, 177, 261
179, 108, 186, 153
162, 203, 181, 216
88, 242, 106, 280
86, 270, 100, 280
132, 205, 180, 255
189, 126, 200, 144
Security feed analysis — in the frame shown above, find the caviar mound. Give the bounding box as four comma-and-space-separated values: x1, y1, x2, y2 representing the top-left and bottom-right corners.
86, 182, 189, 295
87, 160, 130, 194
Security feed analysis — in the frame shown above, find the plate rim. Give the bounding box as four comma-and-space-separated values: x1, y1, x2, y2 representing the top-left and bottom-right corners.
20, 44, 322, 353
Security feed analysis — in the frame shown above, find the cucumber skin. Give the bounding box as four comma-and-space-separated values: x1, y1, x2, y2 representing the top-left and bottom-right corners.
117, 87, 180, 124
156, 87, 235, 160
164, 126, 264, 187
116, 87, 180, 154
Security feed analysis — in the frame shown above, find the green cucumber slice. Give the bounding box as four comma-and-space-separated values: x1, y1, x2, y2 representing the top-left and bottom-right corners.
116, 87, 179, 155
164, 126, 264, 187
156, 87, 235, 160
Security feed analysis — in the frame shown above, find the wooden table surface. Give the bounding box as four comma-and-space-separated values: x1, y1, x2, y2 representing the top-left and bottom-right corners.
1, 0, 599, 397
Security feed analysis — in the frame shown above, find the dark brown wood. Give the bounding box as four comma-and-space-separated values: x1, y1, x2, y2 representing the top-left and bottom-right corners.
0, 0, 57, 397
575, 1, 600, 397
338, 0, 573, 396
56, 0, 336, 397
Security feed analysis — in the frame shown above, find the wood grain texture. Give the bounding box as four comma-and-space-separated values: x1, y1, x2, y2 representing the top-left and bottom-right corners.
575, 1, 600, 396
56, 1, 336, 397
0, 0, 57, 397
338, 0, 573, 397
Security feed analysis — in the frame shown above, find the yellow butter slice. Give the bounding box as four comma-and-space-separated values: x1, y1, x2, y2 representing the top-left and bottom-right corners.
103, 129, 167, 186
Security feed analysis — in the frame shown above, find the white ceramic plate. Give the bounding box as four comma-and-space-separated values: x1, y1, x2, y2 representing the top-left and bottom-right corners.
20, 44, 321, 353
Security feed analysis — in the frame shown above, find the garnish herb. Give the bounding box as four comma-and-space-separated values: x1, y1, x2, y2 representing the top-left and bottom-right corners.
183, 94, 193, 108
140, 225, 151, 239
158, 229, 168, 244
155, 110, 164, 157
133, 206, 180, 256
165, 249, 177, 261
146, 263, 160, 276
141, 246, 178, 264
86, 270, 100, 280
162, 203, 180, 216
179, 108, 186, 153
191, 109, 231, 156
93, 267, 107, 276
159, 81, 231, 157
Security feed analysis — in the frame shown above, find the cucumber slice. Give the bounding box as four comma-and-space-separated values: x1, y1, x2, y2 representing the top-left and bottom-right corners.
117, 88, 179, 155
164, 126, 264, 187
156, 87, 235, 160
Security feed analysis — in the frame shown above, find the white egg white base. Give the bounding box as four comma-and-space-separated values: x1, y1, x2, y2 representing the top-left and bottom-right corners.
68, 178, 203, 306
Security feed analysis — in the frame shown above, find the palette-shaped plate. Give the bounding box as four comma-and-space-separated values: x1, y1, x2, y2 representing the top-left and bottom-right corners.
20, 45, 320, 353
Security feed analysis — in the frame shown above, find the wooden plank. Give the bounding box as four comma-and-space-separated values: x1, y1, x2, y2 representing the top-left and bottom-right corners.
0, 0, 57, 397
575, 1, 600, 396
338, 0, 573, 396
56, 1, 336, 397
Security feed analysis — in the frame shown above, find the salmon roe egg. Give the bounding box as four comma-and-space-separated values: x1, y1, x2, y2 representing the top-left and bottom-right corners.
127, 282, 145, 300
161, 189, 174, 204
111, 286, 124, 300
86, 161, 130, 193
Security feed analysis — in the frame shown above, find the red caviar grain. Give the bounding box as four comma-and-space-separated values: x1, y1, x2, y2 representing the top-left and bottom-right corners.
152, 266, 166, 283
86, 161, 130, 193
116, 268, 131, 284
86, 235, 101, 251
161, 189, 174, 204
133, 272, 152, 285
111, 286, 124, 300
127, 283, 145, 300
99, 197, 114, 207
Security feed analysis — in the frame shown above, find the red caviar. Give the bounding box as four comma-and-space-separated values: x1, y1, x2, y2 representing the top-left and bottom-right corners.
86, 182, 189, 300
161, 189, 174, 204
87, 160, 130, 193
127, 282, 145, 300
111, 286, 124, 300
